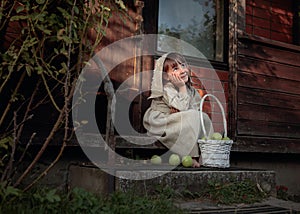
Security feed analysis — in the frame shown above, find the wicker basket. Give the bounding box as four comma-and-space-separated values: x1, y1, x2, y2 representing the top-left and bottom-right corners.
198, 94, 233, 168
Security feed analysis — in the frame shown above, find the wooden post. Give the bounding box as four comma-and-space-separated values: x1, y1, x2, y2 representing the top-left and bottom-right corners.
228, 0, 245, 142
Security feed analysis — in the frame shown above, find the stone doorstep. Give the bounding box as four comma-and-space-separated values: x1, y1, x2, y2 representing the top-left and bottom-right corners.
115, 168, 277, 197
68, 164, 276, 197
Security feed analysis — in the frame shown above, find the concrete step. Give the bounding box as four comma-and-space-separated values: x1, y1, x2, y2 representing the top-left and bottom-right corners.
115, 166, 276, 197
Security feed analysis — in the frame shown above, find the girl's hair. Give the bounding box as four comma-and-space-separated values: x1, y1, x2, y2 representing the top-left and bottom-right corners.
163, 53, 192, 86
163, 53, 187, 72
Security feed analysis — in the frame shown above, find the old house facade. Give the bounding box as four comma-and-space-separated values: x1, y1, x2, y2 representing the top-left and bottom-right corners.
92, 0, 300, 195
1, 0, 300, 196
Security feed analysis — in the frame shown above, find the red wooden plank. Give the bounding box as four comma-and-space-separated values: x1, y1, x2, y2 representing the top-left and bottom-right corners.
238, 87, 300, 110
238, 42, 300, 67
238, 56, 300, 82
237, 119, 300, 138
233, 136, 300, 153
237, 103, 300, 123
238, 72, 300, 95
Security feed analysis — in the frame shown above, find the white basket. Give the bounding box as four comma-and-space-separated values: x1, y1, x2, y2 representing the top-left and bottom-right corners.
198, 94, 233, 168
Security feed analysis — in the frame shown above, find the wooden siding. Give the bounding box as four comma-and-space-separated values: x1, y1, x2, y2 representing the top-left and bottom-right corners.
233, 34, 300, 153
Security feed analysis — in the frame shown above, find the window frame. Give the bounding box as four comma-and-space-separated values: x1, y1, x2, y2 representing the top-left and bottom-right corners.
143, 0, 229, 70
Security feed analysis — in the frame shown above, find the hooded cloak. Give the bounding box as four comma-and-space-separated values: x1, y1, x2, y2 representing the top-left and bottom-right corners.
143, 52, 213, 157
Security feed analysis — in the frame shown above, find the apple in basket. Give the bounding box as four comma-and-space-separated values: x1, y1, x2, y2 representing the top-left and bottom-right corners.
211, 132, 223, 140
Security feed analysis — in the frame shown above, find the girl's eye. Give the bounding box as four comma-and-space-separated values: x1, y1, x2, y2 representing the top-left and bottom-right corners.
181, 63, 186, 68
173, 67, 178, 71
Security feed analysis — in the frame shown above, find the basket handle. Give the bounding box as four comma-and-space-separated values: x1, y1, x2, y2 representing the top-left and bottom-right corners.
199, 94, 227, 139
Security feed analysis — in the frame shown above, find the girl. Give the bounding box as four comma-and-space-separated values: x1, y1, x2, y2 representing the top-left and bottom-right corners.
143, 52, 213, 167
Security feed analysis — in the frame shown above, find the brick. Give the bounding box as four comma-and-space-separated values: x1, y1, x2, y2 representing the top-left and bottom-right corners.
201, 79, 214, 91
210, 112, 223, 123
246, 25, 253, 34
271, 0, 292, 12
253, 0, 271, 9
246, 14, 253, 25
271, 13, 293, 26
271, 31, 293, 43
191, 67, 213, 79
253, 17, 271, 29
271, 22, 292, 34
253, 27, 271, 38
253, 7, 271, 19
246, 5, 253, 15
246, 0, 255, 7
213, 81, 224, 92
216, 71, 229, 81
223, 82, 229, 94
271, 7, 293, 16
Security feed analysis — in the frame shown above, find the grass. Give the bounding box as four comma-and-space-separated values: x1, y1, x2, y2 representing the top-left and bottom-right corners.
0, 185, 185, 214
0, 179, 270, 213
178, 179, 268, 205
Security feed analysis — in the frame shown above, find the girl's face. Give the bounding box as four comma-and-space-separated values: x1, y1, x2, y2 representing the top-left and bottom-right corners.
164, 60, 189, 83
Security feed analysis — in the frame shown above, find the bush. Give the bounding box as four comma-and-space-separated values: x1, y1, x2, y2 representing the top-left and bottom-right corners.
0, 185, 184, 214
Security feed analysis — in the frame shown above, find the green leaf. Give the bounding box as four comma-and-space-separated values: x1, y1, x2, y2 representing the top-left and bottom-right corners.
16, 6, 25, 13
36, 0, 45, 4
36, 66, 44, 74
74, 6, 79, 14
10, 15, 28, 21
3, 185, 21, 198
61, 62, 68, 71
0, 137, 12, 150
25, 65, 32, 76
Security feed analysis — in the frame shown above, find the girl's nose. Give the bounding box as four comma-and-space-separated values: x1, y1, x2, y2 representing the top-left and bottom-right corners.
179, 67, 188, 74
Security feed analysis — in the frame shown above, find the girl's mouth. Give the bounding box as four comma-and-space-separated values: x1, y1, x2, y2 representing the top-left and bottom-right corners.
180, 72, 187, 78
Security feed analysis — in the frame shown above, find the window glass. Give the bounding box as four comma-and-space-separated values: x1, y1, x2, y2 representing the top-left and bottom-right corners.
158, 0, 224, 61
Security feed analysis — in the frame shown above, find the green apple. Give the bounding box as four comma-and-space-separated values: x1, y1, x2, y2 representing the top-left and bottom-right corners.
150, 155, 162, 164
211, 132, 223, 140
222, 136, 231, 140
169, 154, 181, 166
182, 155, 193, 167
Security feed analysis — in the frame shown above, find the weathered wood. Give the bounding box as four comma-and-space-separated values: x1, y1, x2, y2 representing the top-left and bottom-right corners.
228, 0, 240, 140
237, 119, 300, 138
115, 135, 166, 149
238, 56, 300, 82
238, 42, 300, 67
68, 133, 166, 150
238, 72, 300, 94
239, 33, 300, 52
232, 136, 300, 153
238, 87, 300, 110
237, 104, 300, 123
233, 32, 300, 153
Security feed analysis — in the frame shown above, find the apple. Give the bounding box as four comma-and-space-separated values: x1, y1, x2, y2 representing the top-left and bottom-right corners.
222, 136, 231, 140
150, 155, 162, 164
182, 155, 193, 167
211, 132, 223, 140
168, 154, 181, 166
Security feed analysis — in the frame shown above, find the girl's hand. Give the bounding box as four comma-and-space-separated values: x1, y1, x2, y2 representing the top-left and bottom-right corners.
169, 72, 185, 88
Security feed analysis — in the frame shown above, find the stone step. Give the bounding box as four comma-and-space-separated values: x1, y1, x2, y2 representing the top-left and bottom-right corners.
115, 166, 276, 197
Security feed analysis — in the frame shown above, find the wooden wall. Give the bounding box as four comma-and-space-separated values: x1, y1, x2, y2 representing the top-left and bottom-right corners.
230, 0, 300, 153
233, 34, 300, 153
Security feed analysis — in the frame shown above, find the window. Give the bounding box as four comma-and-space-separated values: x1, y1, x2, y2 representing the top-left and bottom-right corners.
157, 0, 225, 62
